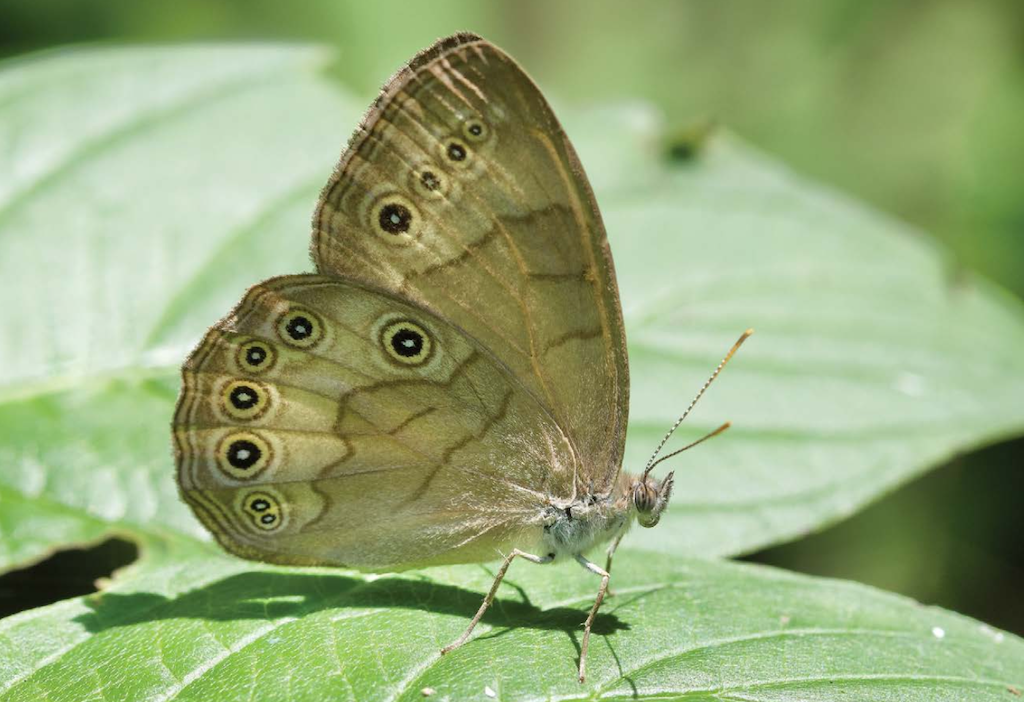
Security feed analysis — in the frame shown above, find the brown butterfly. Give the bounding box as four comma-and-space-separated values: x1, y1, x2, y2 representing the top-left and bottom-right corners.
173, 32, 749, 682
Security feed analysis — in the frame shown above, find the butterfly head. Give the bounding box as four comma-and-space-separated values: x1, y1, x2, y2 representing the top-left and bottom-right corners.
630, 329, 753, 529
630, 471, 674, 528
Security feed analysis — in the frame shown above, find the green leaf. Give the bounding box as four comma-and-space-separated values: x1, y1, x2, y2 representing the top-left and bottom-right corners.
570, 108, 1024, 556
4, 46, 1022, 568
3, 540, 1022, 701
2, 43, 1024, 700
0, 45, 355, 567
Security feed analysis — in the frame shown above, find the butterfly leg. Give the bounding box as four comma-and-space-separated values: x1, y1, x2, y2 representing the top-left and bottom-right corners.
574, 554, 610, 684
441, 548, 553, 656
603, 533, 625, 597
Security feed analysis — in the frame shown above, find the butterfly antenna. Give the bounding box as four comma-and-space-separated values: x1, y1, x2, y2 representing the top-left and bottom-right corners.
646, 421, 731, 474
642, 328, 753, 481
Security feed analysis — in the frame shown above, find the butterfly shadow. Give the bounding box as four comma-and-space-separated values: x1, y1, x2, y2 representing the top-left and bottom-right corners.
74, 568, 630, 651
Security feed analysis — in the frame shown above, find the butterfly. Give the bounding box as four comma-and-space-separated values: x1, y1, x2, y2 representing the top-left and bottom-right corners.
173, 32, 749, 683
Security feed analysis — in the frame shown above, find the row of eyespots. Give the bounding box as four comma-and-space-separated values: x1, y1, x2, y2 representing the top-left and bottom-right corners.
444, 117, 489, 164
239, 489, 285, 531
231, 306, 323, 379
371, 116, 491, 241
235, 309, 436, 368
229, 307, 437, 380
215, 307, 315, 531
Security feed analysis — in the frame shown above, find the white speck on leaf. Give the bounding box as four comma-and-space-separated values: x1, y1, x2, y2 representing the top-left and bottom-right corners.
894, 372, 926, 397
979, 624, 1006, 643
932, 626, 945, 639
484, 686, 496, 698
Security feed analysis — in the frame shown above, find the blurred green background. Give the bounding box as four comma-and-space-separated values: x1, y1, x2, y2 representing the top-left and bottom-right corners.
3, 0, 1021, 633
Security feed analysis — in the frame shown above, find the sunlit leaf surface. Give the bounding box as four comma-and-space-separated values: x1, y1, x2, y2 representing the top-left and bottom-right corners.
1, 45, 1023, 700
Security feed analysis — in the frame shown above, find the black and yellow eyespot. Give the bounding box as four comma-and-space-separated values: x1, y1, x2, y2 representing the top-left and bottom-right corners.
370, 194, 422, 243
379, 319, 433, 366
443, 138, 470, 165
219, 379, 270, 421
238, 489, 285, 532
462, 118, 489, 143
235, 339, 276, 375
378, 202, 412, 233
216, 431, 272, 479
410, 166, 449, 199
276, 307, 323, 349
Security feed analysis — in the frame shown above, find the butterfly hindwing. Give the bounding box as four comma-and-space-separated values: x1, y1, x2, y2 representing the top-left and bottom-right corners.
173, 275, 577, 569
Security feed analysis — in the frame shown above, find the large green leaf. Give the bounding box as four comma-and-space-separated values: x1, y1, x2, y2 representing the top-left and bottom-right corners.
0, 45, 350, 568
612, 133, 1024, 556
2, 44, 1024, 700
2, 536, 1022, 701
2, 46, 1023, 568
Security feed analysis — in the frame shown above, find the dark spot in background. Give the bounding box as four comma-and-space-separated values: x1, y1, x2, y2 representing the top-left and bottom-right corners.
0, 537, 139, 618
664, 118, 717, 163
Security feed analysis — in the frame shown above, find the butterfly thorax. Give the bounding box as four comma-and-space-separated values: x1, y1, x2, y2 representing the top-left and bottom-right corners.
538, 471, 636, 560
539, 468, 675, 560
540, 495, 630, 561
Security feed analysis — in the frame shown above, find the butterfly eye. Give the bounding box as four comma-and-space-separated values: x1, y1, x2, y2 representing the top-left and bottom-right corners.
236, 340, 276, 374
216, 431, 273, 479
380, 320, 434, 366
276, 307, 324, 349
370, 195, 422, 243
632, 482, 657, 514
220, 379, 270, 421
462, 118, 489, 143
239, 490, 285, 531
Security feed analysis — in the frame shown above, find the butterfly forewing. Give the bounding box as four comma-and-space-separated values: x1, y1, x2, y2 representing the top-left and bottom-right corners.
173, 275, 577, 569
313, 33, 629, 491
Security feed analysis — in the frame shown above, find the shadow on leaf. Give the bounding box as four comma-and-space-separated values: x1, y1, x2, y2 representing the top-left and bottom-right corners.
73, 570, 629, 642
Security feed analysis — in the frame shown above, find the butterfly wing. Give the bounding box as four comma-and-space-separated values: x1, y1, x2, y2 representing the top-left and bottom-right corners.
174, 275, 576, 569
313, 34, 629, 491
